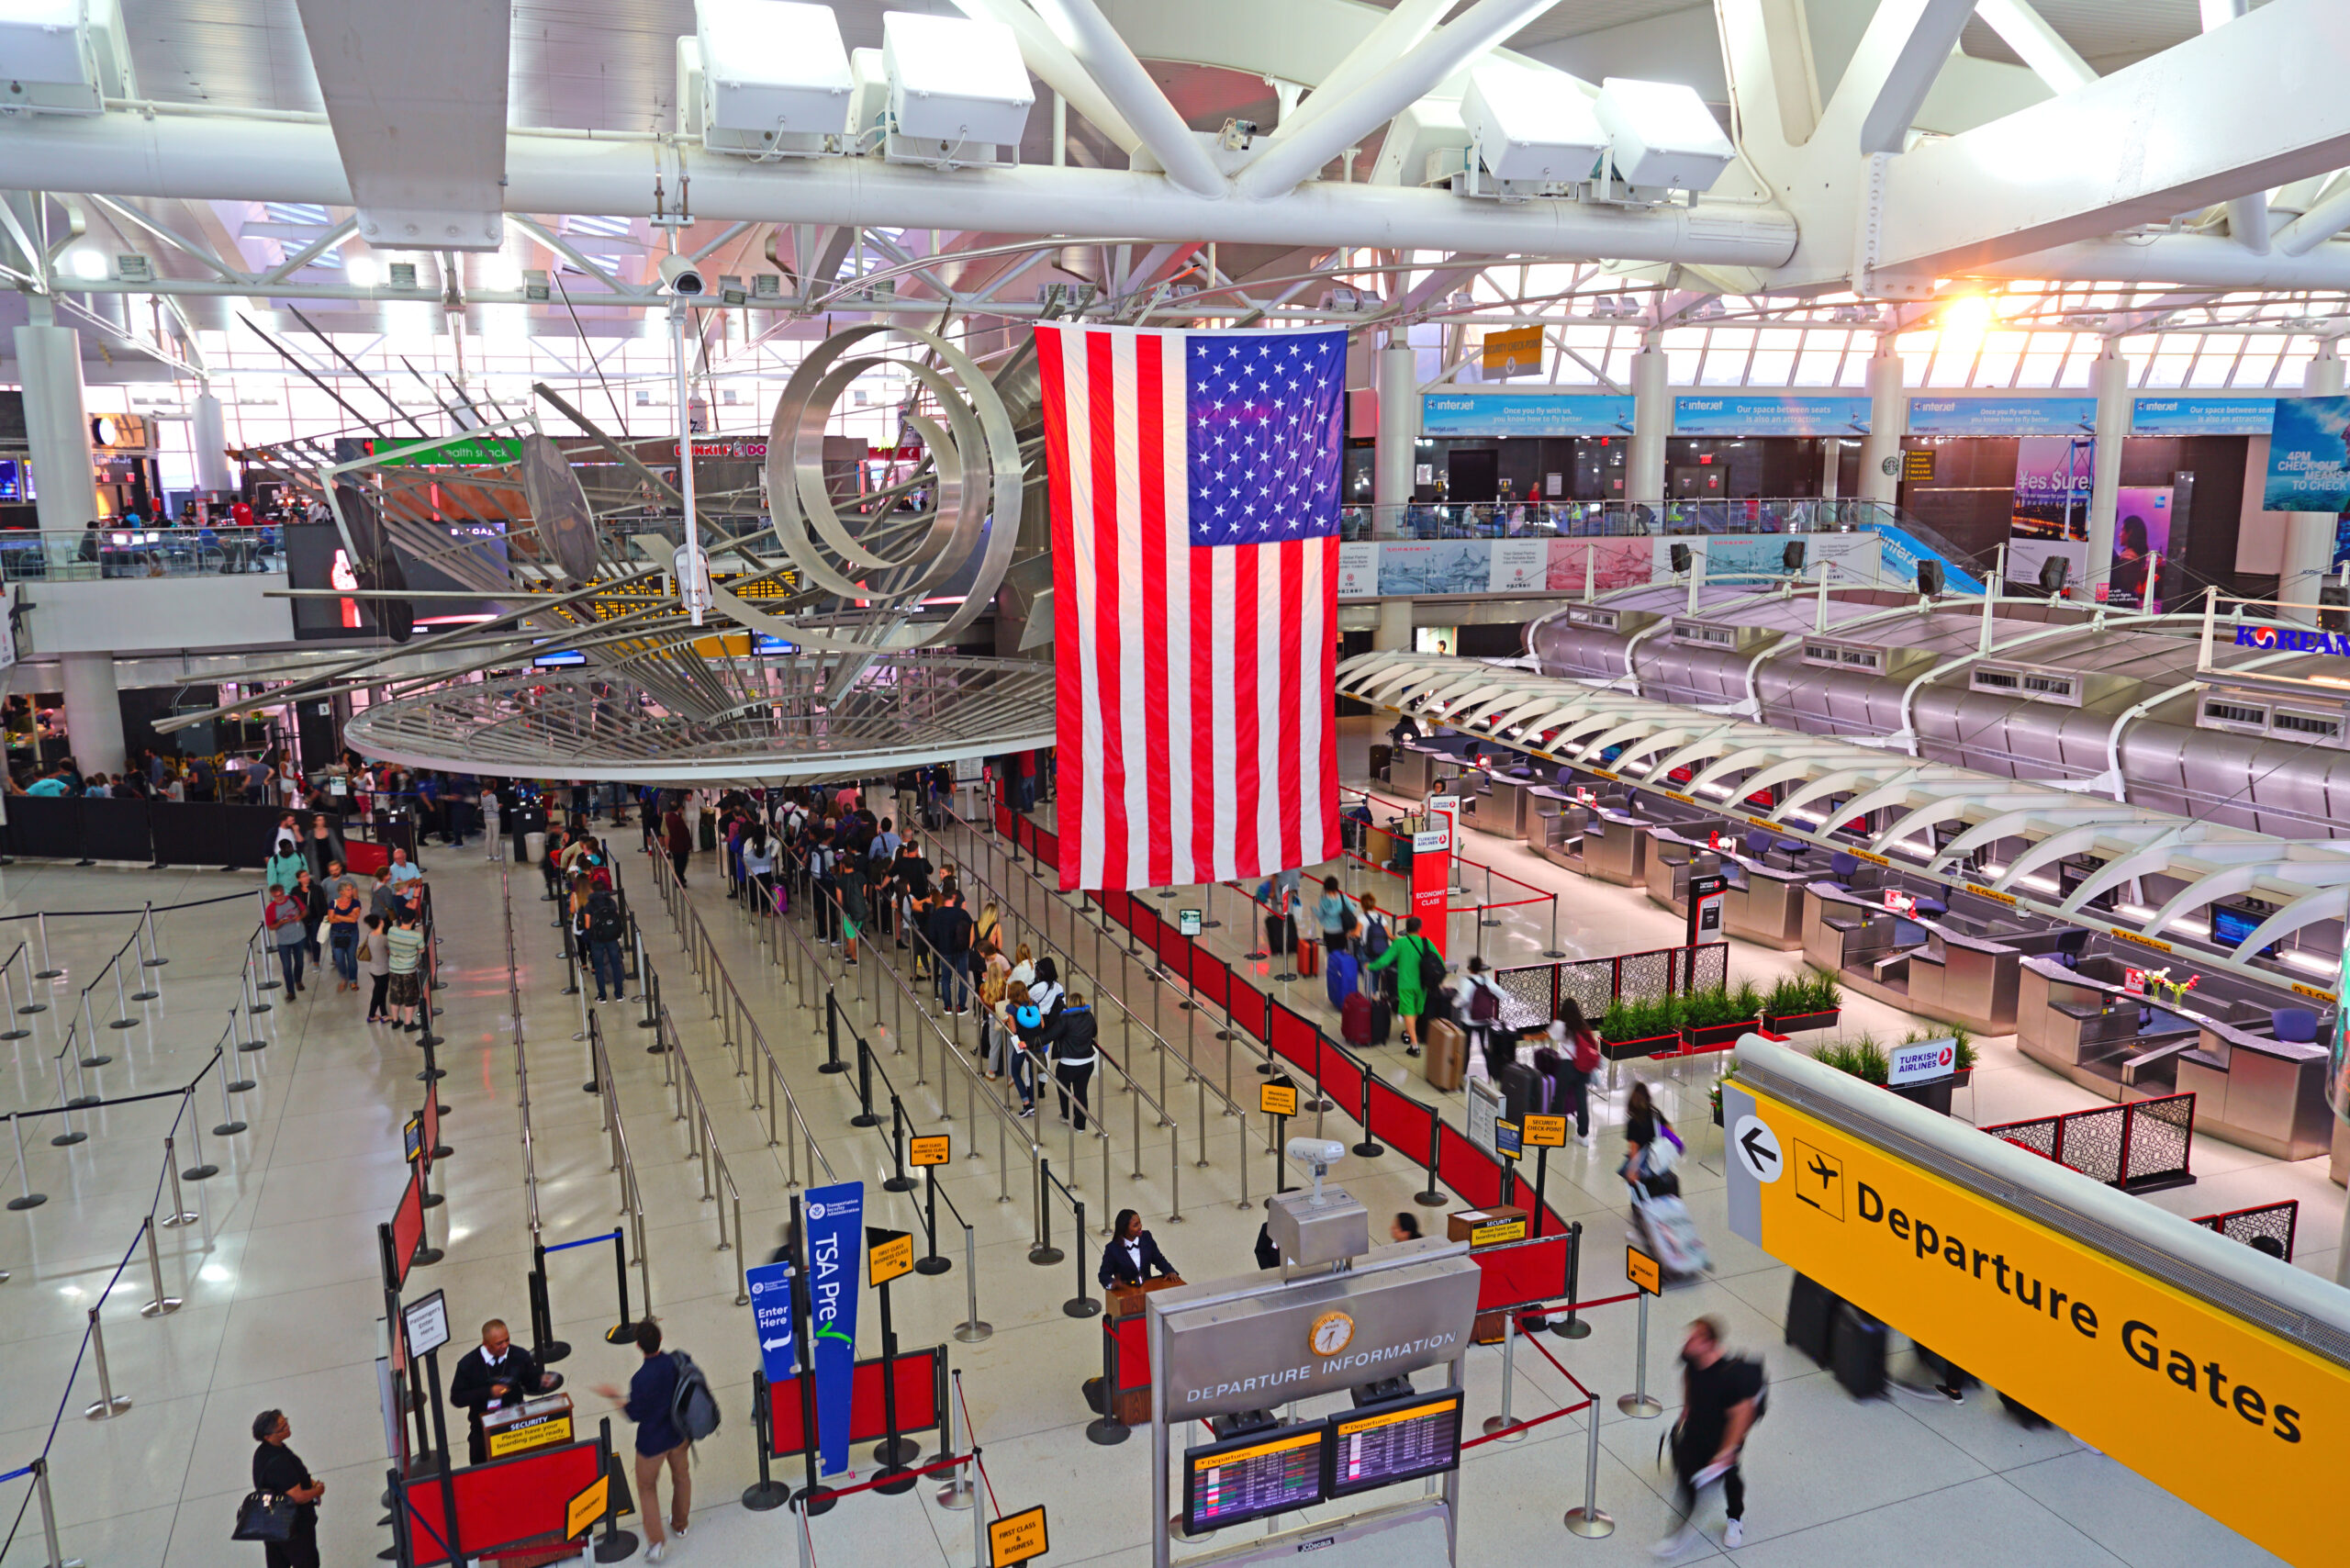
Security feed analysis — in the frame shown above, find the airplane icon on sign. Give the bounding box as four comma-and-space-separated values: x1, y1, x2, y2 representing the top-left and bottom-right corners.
1794, 1140, 1843, 1220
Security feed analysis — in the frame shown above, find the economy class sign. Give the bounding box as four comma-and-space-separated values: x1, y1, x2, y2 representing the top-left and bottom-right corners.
1741, 1086, 2347, 1567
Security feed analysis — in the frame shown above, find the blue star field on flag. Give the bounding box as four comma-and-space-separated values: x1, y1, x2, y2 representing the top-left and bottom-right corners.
1184, 330, 1348, 546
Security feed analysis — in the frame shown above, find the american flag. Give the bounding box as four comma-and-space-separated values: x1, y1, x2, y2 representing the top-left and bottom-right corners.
1035, 324, 1346, 893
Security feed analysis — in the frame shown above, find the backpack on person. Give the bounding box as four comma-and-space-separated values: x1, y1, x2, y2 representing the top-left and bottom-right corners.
585, 890, 622, 945
669, 1350, 722, 1441
1467, 980, 1501, 1025
1415, 937, 1446, 992
1570, 1025, 1601, 1076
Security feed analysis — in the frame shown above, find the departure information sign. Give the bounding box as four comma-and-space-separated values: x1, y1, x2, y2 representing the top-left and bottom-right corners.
1183, 1427, 1325, 1531
1326, 1389, 1464, 1496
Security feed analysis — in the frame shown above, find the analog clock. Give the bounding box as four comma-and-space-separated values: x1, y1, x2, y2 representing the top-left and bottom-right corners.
1309, 1310, 1356, 1357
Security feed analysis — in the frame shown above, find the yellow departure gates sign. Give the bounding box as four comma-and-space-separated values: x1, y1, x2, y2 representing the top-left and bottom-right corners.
1732, 1082, 2348, 1566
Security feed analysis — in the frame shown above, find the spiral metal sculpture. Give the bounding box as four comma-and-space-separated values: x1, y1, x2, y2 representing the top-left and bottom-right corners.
703, 323, 1024, 655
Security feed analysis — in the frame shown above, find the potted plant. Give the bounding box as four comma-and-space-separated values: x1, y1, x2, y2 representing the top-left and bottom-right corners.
1811, 1030, 1975, 1116
1681, 980, 1766, 1050
1600, 994, 1684, 1061
1764, 970, 1842, 1035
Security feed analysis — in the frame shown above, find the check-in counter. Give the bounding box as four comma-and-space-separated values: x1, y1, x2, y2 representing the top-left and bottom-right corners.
1642, 823, 1729, 914
1724, 861, 1808, 949
1525, 784, 1573, 849
1393, 745, 1460, 798
1472, 772, 1535, 838
1532, 798, 1648, 885
2018, 955, 2333, 1159
1802, 883, 2024, 1035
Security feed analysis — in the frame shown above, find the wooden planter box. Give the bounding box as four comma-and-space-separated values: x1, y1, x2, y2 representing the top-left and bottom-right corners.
1602, 1031, 1684, 1062
1683, 1017, 1763, 1051
1765, 1007, 1841, 1035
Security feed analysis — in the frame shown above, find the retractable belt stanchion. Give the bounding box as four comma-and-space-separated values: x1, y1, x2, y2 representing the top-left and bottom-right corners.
82, 1303, 131, 1419
1619, 1290, 1662, 1417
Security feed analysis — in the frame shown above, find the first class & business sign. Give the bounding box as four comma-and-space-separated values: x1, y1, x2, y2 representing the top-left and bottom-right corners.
1726, 1081, 2348, 1566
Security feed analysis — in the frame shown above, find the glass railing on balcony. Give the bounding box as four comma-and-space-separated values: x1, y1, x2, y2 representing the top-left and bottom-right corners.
1337, 497, 1906, 541
0, 525, 287, 581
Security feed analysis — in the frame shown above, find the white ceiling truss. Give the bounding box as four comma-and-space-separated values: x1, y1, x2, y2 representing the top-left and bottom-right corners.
1337, 649, 2350, 996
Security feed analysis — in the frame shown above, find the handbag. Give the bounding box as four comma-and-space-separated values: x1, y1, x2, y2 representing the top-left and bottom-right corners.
232, 1491, 297, 1542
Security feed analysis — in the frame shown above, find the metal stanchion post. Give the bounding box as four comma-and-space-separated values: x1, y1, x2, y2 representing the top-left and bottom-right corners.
76, 992, 111, 1069
1, 965, 34, 1039
141, 902, 168, 969
83, 1306, 132, 1417
33, 911, 61, 979
7, 1114, 46, 1209
32, 1458, 84, 1568
214, 1058, 248, 1137
1561, 1395, 1615, 1539
1618, 1292, 1662, 1417
1482, 1310, 1524, 1440
935, 1366, 974, 1509
1555, 1221, 1590, 1338
182, 1114, 219, 1182
140, 1217, 182, 1316
955, 1225, 990, 1342
161, 1137, 198, 1224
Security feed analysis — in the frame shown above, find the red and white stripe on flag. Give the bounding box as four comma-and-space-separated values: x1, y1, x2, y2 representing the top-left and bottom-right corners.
1034, 322, 1340, 893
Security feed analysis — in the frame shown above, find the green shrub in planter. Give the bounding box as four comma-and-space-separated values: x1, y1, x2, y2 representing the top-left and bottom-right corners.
1811, 1032, 1886, 1085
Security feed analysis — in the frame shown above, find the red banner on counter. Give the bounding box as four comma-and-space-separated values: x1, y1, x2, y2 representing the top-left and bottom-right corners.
1410, 820, 1451, 957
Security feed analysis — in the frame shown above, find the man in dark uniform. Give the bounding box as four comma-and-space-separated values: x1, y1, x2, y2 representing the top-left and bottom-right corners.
447, 1318, 556, 1463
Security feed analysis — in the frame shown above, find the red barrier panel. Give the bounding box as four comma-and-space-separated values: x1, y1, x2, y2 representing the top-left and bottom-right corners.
1155, 920, 1187, 975
403, 1439, 603, 1566
1194, 953, 1230, 1013
1367, 1077, 1435, 1157
1319, 1046, 1366, 1127
390, 1166, 424, 1290
1473, 1232, 1572, 1314
1226, 975, 1270, 1045
1438, 1123, 1505, 1211
1108, 1312, 1150, 1396
1267, 1003, 1320, 1077
1101, 890, 1130, 930
994, 801, 1014, 838
767, 1346, 946, 1457
1132, 903, 1161, 954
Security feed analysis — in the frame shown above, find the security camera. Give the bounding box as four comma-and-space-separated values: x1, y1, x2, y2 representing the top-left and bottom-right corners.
1287, 1137, 1346, 1167
658, 253, 707, 298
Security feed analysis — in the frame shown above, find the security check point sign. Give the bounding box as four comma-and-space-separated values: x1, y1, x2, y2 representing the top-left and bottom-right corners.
1721, 1075, 2350, 1567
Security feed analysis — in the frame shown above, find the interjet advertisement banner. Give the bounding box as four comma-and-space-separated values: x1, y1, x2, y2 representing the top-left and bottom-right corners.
1420, 391, 1634, 437
1907, 397, 2096, 435
803, 1181, 864, 1476
2132, 397, 2276, 436
1673, 394, 1871, 437
2264, 395, 2350, 513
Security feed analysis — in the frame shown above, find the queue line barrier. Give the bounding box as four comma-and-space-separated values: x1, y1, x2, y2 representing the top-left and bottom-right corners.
957, 795, 1583, 1236
2195, 1199, 2298, 1260
0, 794, 417, 872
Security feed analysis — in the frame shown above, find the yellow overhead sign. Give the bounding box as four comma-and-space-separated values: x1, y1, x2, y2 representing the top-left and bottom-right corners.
1481, 325, 1543, 376
1736, 1083, 2348, 1567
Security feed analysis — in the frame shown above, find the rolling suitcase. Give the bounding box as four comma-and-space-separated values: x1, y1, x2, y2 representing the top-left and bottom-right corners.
1785, 1272, 1839, 1368
1497, 1061, 1539, 1126
1341, 991, 1373, 1047
1296, 937, 1320, 979
1424, 1020, 1468, 1091
1830, 1303, 1888, 1399
1326, 950, 1360, 1010
1370, 997, 1393, 1046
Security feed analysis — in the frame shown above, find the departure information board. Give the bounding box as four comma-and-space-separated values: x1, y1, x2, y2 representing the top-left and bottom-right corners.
1326, 1389, 1464, 1496
1182, 1428, 1326, 1531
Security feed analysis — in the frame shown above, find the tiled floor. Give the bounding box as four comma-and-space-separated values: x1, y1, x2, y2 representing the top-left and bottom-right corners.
0, 745, 2322, 1567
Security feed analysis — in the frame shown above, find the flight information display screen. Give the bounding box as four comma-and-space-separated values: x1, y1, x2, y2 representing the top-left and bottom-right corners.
1325, 1389, 1464, 1496
1182, 1427, 1326, 1531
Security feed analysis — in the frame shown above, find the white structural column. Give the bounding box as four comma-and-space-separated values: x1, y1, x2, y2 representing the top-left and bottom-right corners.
2281, 346, 2344, 620
1819, 439, 1841, 499
60, 652, 125, 777
1628, 332, 1668, 514
1858, 341, 1906, 507
14, 321, 95, 531
191, 392, 233, 493
1373, 343, 1417, 651
2085, 346, 2132, 601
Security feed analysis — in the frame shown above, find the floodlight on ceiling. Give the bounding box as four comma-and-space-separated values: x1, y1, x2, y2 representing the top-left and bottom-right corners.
880, 11, 1032, 170
0, 0, 134, 117
1458, 62, 1606, 198
683, 0, 853, 159
1592, 78, 1737, 196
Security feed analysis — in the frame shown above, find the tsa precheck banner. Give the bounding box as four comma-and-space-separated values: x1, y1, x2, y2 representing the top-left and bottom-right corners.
803, 1181, 864, 1476
1724, 1081, 2350, 1568
2265, 395, 2350, 512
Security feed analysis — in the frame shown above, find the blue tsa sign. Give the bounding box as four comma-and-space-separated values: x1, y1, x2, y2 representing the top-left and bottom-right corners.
804, 1182, 866, 1477
746, 1261, 797, 1389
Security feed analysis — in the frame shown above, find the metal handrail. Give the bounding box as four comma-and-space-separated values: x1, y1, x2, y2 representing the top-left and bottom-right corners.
588, 1013, 655, 1322
670, 879, 835, 1187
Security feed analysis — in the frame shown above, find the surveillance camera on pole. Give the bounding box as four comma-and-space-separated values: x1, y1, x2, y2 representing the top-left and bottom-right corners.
659, 252, 707, 299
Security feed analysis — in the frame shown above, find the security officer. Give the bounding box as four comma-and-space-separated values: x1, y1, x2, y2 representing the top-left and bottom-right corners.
446, 1318, 559, 1463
